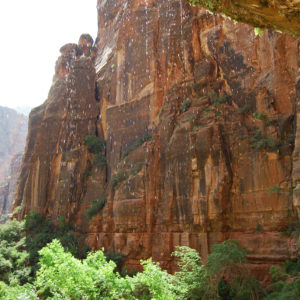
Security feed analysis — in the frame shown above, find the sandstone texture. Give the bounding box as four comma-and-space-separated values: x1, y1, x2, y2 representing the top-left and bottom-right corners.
15, 1, 300, 281
189, 0, 300, 40
0, 106, 27, 219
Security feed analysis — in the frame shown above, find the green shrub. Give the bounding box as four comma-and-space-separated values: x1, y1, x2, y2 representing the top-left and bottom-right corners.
209, 92, 229, 106
120, 135, 152, 160
251, 129, 280, 152
25, 212, 89, 275
0, 220, 31, 285
265, 260, 300, 299
85, 135, 106, 153
179, 99, 191, 113
85, 198, 107, 219
268, 185, 283, 195
83, 165, 92, 179
206, 240, 262, 299
256, 223, 264, 233
111, 171, 128, 190
92, 153, 106, 169
253, 110, 267, 121
105, 252, 126, 269
35, 240, 119, 299
172, 246, 207, 299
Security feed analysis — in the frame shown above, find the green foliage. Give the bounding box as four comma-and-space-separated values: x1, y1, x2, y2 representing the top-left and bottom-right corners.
206, 240, 262, 300
265, 260, 300, 299
172, 246, 207, 299
209, 92, 229, 106
120, 135, 152, 160
251, 129, 280, 152
267, 185, 283, 195
85, 198, 107, 219
35, 239, 119, 299
254, 27, 265, 36
0, 220, 31, 285
25, 212, 88, 275
92, 153, 106, 169
111, 170, 128, 190
128, 258, 177, 300
253, 110, 267, 121
83, 165, 92, 179
281, 220, 300, 237
256, 223, 264, 233
85, 135, 106, 154
105, 252, 126, 269
179, 98, 191, 113
0, 281, 38, 300
0, 236, 270, 300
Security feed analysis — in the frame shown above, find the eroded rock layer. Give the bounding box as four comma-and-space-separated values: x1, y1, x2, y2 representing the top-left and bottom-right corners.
0, 106, 27, 219
15, 1, 300, 281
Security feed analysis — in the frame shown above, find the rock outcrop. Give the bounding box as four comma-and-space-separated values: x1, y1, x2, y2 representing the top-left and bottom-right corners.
188, 0, 300, 40
0, 106, 27, 219
15, 1, 300, 281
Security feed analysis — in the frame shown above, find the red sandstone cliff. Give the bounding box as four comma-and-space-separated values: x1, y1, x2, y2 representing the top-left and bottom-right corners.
14, 0, 300, 281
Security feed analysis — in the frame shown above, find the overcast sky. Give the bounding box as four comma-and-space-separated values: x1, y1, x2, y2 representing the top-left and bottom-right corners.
0, 0, 97, 110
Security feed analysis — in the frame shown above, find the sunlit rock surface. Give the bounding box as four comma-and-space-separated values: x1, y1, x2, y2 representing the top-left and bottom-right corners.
189, 0, 300, 40
15, 1, 300, 281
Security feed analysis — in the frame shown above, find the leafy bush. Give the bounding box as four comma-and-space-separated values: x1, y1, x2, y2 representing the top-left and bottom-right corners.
253, 110, 267, 121
206, 240, 262, 300
209, 92, 229, 106
85, 198, 107, 219
85, 135, 106, 154
111, 170, 128, 190
120, 135, 152, 160
35, 239, 119, 299
251, 129, 280, 152
0, 235, 270, 300
93, 153, 106, 169
0, 281, 37, 300
172, 246, 207, 299
265, 261, 300, 299
0, 220, 31, 285
25, 212, 89, 275
105, 252, 126, 269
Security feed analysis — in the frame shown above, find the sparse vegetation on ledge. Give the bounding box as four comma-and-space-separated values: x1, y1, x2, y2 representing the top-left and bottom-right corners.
120, 135, 152, 161
85, 197, 107, 219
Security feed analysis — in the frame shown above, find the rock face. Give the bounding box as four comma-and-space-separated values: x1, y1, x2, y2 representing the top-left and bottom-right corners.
0, 106, 27, 218
15, 1, 300, 281
188, 0, 300, 40
0, 153, 23, 221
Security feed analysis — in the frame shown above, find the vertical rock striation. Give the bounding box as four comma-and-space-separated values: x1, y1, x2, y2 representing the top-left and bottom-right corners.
15, 0, 300, 280
0, 106, 27, 219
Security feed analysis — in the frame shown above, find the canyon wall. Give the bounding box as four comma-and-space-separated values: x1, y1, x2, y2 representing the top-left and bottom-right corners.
0, 107, 27, 219
15, 0, 300, 281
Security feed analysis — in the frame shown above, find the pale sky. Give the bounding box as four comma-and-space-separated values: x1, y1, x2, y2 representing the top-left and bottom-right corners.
0, 0, 97, 110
